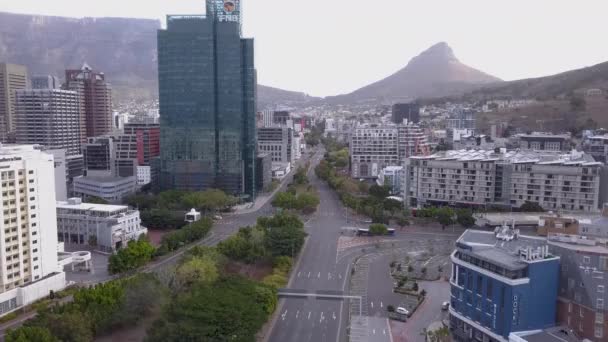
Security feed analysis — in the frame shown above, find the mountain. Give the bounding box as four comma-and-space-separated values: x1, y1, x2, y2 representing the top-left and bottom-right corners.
257, 85, 320, 108
0, 11, 311, 106
325, 42, 501, 104
0, 11, 161, 103
432, 60, 608, 103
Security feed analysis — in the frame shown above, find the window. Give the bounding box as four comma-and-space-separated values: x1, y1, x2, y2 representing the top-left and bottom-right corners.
580, 307, 584, 318
599, 285, 605, 293
596, 326, 604, 339
583, 256, 591, 264
598, 298, 604, 309
597, 312, 605, 324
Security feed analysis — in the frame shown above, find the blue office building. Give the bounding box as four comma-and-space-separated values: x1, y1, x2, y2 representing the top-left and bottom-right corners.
449, 228, 560, 342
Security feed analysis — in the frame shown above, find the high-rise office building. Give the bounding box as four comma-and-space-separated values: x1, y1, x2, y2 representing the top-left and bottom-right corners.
123, 122, 160, 166
0, 63, 28, 143
157, 0, 257, 199
15, 88, 84, 156
65, 64, 113, 138
392, 103, 420, 124
31, 75, 60, 90
0, 145, 66, 315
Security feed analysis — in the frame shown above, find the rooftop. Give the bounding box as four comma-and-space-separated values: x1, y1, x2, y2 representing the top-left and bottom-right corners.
457, 229, 553, 271
410, 149, 600, 166
510, 326, 581, 342
74, 175, 136, 183
57, 199, 128, 213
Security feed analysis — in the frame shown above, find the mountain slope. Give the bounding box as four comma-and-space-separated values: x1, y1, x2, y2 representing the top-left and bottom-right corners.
326, 42, 501, 104
0, 11, 312, 106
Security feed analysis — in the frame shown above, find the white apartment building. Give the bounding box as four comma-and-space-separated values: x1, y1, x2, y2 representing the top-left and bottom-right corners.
405, 149, 606, 213
350, 125, 399, 178
397, 123, 430, 159
73, 175, 137, 204
56, 198, 147, 252
136, 166, 151, 186
0, 145, 66, 316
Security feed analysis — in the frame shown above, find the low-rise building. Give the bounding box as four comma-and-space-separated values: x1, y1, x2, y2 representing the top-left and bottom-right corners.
73, 175, 137, 204
377, 166, 403, 195
56, 198, 147, 252
548, 234, 608, 341
518, 133, 571, 152
405, 149, 605, 213
449, 228, 560, 342
583, 134, 608, 163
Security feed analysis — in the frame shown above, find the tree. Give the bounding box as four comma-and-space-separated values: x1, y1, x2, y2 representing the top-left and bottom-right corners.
87, 196, 109, 205
369, 184, 390, 199
383, 198, 402, 215
369, 223, 388, 236
396, 216, 410, 229
456, 209, 476, 228
272, 191, 297, 210
520, 201, 545, 212
265, 224, 306, 257
295, 192, 320, 212
108, 239, 155, 274
42, 311, 94, 342
175, 256, 219, 290
436, 207, 455, 231
6, 327, 59, 342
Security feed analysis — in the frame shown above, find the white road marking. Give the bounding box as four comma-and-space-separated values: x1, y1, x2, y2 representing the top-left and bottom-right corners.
308, 272, 311, 278
380, 302, 383, 308
308, 311, 311, 320
383, 329, 386, 335
373, 329, 376, 335
318, 272, 321, 278
297, 272, 301, 277
332, 312, 336, 320
328, 272, 331, 280
281, 310, 288, 321
371, 302, 374, 308
296, 310, 299, 319
338, 273, 342, 279
320, 311, 325, 323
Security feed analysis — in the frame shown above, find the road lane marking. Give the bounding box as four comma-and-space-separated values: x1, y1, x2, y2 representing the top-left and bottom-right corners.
328, 272, 331, 280
317, 272, 321, 278
373, 329, 376, 335
338, 273, 342, 279
296, 310, 299, 319
383, 329, 386, 335
308, 272, 311, 278
281, 310, 287, 321
371, 302, 374, 308
297, 272, 301, 277
320, 311, 325, 323
332, 312, 336, 320
381, 302, 383, 308
308, 311, 311, 320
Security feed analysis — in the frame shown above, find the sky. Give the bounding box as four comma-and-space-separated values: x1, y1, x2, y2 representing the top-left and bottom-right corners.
2, 0, 608, 97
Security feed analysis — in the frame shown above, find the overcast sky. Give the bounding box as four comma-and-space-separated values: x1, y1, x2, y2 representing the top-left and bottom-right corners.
2, 0, 608, 97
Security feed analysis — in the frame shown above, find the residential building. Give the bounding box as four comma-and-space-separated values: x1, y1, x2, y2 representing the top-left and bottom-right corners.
548, 234, 608, 341
42, 149, 68, 201
258, 126, 294, 163
405, 149, 605, 212
449, 228, 560, 342
447, 110, 476, 130
583, 135, 608, 163
31, 75, 60, 90
82, 135, 137, 178
157, 3, 257, 199
0, 63, 28, 143
72, 175, 137, 204
273, 111, 290, 126
397, 123, 430, 159
377, 166, 403, 195
56, 197, 147, 252
392, 103, 420, 124
15, 88, 84, 156
256, 153, 272, 191
350, 124, 399, 178
136, 166, 151, 186
519, 133, 571, 152
123, 122, 160, 166
0, 145, 66, 316
64, 64, 113, 138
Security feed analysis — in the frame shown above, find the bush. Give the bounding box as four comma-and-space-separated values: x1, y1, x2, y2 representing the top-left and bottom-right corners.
0, 312, 18, 324
369, 223, 388, 236
157, 218, 213, 256
108, 238, 155, 274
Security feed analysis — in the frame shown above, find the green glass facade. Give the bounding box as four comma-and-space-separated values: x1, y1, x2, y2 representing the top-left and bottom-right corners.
157, 1, 257, 199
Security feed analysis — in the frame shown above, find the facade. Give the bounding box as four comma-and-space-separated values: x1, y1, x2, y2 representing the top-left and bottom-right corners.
157, 2, 257, 199
519, 133, 571, 152
447, 110, 476, 130
377, 166, 403, 195
64, 64, 113, 138
82, 135, 138, 178
261, 110, 273, 127
15, 88, 85, 156
0, 63, 28, 143
548, 234, 608, 341
449, 228, 560, 342
392, 103, 420, 124
583, 135, 608, 163
257, 126, 293, 163
0, 145, 66, 316
397, 123, 431, 159
56, 197, 147, 252
72, 175, 137, 204
256, 153, 272, 191
350, 125, 399, 178
137, 166, 151, 186
123, 122, 160, 166
31, 75, 60, 90
273, 111, 290, 125
405, 149, 605, 212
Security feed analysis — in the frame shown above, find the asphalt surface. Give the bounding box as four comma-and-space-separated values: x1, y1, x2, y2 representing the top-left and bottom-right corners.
267, 150, 353, 342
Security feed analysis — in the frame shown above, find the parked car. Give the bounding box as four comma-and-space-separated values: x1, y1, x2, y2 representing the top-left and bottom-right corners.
396, 307, 411, 316
441, 301, 450, 311
213, 215, 223, 221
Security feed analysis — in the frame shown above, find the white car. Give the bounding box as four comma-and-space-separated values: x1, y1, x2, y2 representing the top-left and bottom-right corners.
213, 215, 223, 221
396, 307, 410, 316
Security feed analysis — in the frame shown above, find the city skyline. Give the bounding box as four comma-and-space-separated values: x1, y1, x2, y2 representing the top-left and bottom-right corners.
1, 0, 607, 97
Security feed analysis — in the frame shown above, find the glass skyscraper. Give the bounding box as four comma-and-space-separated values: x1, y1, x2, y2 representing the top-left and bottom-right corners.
157, 0, 257, 199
